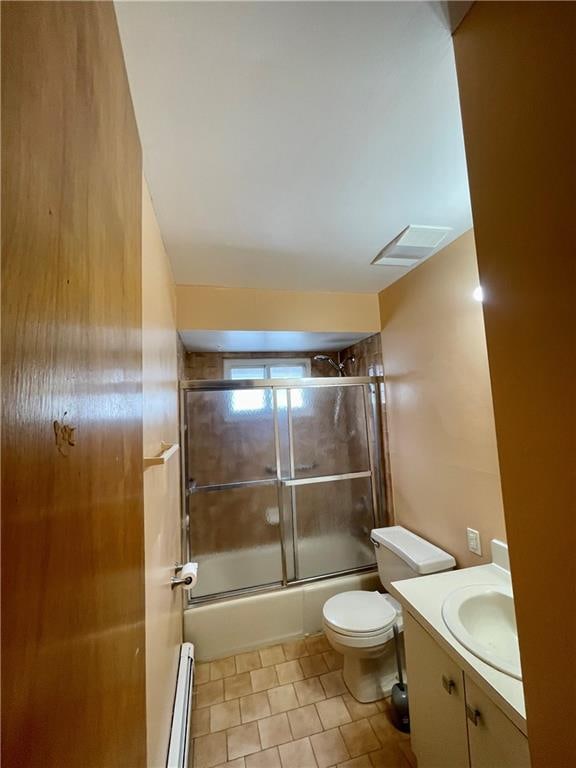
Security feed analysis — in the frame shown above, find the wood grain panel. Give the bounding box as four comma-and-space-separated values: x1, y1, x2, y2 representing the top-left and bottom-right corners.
1, 3, 145, 766
453, 4, 576, 766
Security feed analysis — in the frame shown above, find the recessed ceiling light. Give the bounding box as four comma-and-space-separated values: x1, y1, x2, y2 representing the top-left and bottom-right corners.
372, 225, 452, 267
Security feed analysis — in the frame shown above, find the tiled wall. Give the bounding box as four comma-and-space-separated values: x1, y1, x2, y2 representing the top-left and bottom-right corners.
177, 334, 383, 381
180, 350, 340, 380
339, 334, 384, 378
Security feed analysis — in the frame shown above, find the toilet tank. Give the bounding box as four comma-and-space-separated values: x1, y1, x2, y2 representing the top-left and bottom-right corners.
370, 526, 456, 591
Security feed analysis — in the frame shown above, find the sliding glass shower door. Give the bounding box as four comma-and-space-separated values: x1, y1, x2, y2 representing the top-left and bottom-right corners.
182, 377, 385, 602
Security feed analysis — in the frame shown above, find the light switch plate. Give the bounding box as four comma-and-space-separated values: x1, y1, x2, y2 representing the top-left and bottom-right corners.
467, 527, 482, 556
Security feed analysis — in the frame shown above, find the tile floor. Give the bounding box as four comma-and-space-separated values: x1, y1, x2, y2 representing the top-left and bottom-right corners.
192, 634, 413, 768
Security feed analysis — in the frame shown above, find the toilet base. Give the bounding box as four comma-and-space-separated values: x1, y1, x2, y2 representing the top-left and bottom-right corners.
341, 638, 400, 702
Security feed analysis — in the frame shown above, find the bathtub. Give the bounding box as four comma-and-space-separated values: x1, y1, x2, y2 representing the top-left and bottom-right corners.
184, 569, 380, 661
188, 533, 375, 598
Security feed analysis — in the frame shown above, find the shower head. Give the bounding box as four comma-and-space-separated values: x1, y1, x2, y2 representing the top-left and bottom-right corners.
313, 354, 345, 376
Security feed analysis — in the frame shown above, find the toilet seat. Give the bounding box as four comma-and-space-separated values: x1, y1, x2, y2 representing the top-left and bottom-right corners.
323, 591, 397, 637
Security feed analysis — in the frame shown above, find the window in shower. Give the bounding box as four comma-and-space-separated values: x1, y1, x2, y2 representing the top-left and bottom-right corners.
223, 359, 310, 413
181, 377, 387, 603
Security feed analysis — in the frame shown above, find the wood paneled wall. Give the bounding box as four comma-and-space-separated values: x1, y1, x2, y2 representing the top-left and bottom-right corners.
454, 4, 576, 765
1, 3, 146, 766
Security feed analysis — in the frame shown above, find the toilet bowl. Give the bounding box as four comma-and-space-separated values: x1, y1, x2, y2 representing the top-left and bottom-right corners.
322, 526, 456, 702
322, 590, 403, 702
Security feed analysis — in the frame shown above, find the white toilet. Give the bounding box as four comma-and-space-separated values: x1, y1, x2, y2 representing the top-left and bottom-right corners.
322, 526, 455, 702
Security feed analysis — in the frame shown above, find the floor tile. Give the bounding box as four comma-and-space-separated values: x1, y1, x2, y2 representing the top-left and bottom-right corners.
294, 677, 326, 706
214, 760, 245, 768
260, 645, 286, 667
278, 737, 318, 768
267, 684, 299, 714
210, 701, 241, 733
276, 660, 304, 685
322, 650, 344, 671
315, 696, 352, 729
287, 705, 323, 740
319, 670, 347, 698
224, 673, 253, 701
197, 680, 225, 709
236, 651, 262, 674
305, 634, 331, 655
283, 639, 309, 660
338, 756, 372, 768
196, 662, 211, 685
250, 666, 279, 693
214, 759, 245, 768
240, 692, 271, 724
193, 732, 227, 768
368, 713, 398, 746
257, 713, 293, 749
245, 747, 281, 768
192, 707, 211, 738
211, 657, 237, 681
398, 740, 417, 768
310, 727, 350, 768
226, 722, 261, 761
369, 745, 404, 768
341, 694, 380, 722
340, 719, 380, 757
300, 654, 329, 678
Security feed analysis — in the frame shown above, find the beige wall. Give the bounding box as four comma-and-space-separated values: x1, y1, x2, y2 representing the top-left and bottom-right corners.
454, 5, 576, 765
176, 284, 380, 333
379, 230, 505, 566
142, 179, 182, 767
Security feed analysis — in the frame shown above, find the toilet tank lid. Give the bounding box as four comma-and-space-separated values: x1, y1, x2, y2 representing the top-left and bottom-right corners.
371, 526, 456, 574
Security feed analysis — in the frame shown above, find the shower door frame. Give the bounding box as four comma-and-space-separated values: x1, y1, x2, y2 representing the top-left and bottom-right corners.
179, 376, 387, 605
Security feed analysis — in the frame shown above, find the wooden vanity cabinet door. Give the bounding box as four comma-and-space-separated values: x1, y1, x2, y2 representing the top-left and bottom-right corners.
403, 613, 470, 768
464, 676, 531, 768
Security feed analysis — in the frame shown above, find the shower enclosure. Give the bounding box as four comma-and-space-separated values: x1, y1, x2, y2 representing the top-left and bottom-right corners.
180, 376, 387, 604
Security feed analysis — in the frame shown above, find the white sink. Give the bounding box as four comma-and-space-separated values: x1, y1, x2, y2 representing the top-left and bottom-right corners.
441, 584, 522, 679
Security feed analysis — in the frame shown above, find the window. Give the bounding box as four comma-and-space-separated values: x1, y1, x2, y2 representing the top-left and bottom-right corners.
223, 358, 310, 414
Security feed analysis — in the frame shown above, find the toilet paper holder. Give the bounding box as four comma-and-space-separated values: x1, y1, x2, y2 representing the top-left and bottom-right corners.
171, 562, 195, 589
171, 575, 192, 589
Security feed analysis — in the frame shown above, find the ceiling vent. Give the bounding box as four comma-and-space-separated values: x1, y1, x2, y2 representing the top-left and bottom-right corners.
372, 225, 452, 267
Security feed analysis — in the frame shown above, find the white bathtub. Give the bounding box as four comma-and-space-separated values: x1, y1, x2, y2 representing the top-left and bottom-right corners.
189, 534, 375, 598
184, 569, 380, 661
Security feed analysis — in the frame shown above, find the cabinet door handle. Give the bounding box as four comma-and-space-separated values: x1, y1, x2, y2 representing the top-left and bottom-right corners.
442, 675, 456, 695
466, 705, 482, 726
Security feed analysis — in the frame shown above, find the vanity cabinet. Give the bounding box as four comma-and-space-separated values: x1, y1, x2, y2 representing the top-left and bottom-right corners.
403, 613, 530, 768
464, 676, 531, 768
403, 612, 469, 767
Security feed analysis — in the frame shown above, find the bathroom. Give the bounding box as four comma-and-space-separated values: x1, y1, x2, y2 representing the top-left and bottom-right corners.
1, 3, 574, 768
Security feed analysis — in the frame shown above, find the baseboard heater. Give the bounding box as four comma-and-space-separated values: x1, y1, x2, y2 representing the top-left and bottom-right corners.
167, 642, 195, 768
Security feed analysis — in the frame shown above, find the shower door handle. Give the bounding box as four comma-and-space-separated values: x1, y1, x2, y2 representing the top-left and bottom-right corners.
186, 478, 197, 495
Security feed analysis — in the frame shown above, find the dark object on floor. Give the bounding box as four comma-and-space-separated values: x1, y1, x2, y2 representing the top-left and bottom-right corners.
391, 624, 410, 733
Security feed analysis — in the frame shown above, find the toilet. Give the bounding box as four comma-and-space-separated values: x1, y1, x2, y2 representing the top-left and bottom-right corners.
322, 526, 455, 702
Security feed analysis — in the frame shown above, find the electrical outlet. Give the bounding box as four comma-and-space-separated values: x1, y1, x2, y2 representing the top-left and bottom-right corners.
467, 527, 482, 556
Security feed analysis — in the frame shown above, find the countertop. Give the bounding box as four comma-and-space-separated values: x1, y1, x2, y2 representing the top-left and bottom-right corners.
389, 563, 527, 735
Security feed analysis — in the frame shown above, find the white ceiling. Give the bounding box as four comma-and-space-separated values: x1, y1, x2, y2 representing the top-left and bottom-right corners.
180, 329, 372, 353
116, 1, 472, 293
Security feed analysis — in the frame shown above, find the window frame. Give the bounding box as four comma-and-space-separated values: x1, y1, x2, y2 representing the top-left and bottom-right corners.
223, 358, 311, 417
223, 357, 311, 380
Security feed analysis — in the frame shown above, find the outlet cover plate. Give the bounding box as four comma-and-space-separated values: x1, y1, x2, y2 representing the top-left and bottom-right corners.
467, 527, 482, 556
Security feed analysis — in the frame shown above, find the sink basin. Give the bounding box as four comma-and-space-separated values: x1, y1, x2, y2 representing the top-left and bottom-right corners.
441, 584, 522, 679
